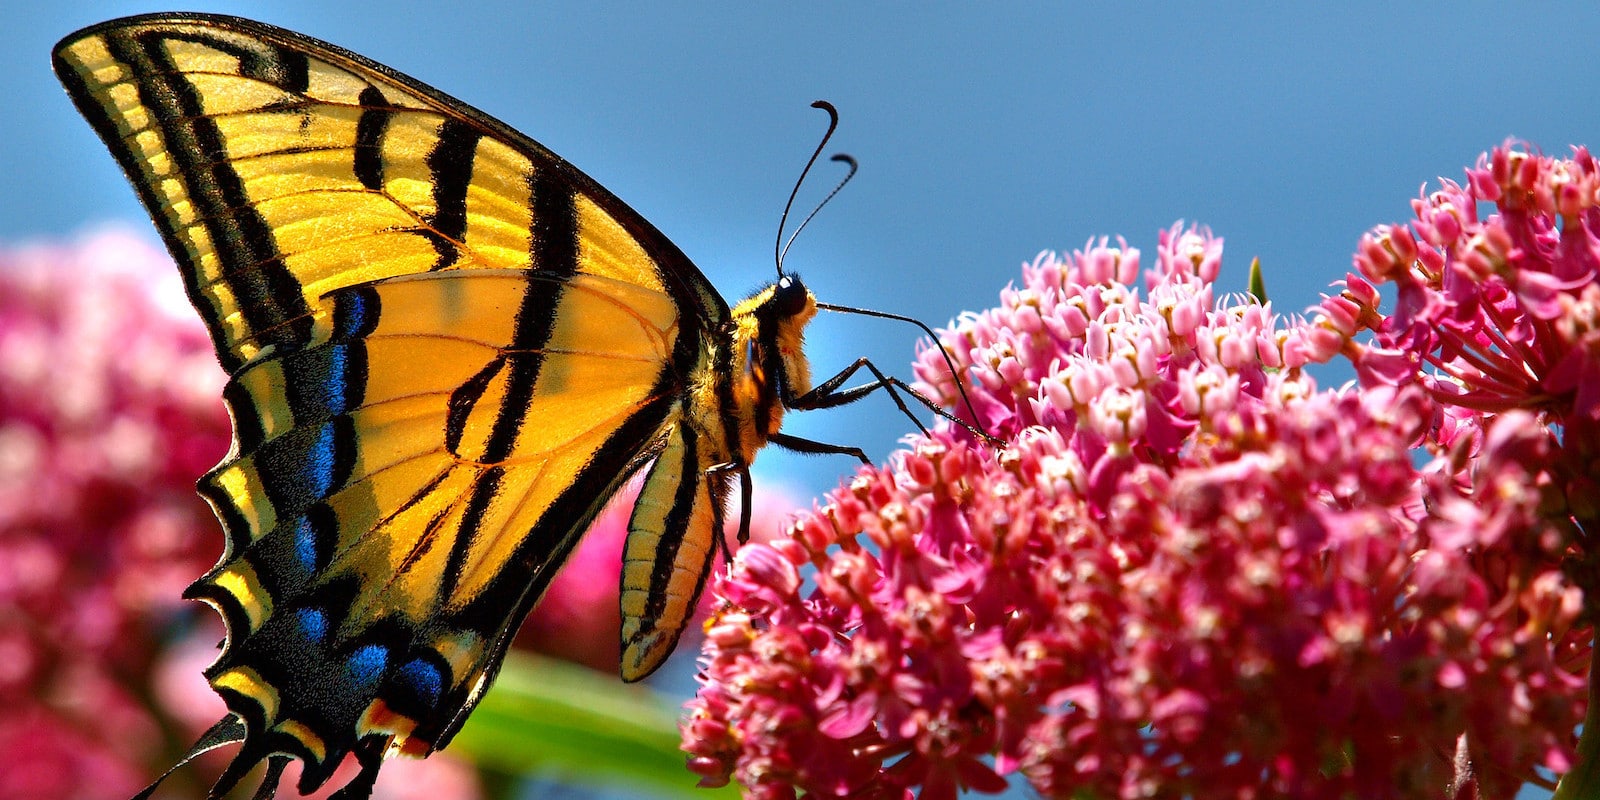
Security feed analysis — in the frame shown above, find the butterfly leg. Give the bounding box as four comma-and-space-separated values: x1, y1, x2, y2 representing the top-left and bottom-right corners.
705, 462, 755, 549
737, 467, 751, 545
769, 431, 871, 464
788, 356, 992, 442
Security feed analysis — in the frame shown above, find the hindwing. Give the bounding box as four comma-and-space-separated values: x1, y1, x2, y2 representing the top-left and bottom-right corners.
193, 269, 684, 782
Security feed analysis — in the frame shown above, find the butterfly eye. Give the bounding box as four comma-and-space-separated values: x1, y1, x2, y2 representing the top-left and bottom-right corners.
773, 274, 809, 317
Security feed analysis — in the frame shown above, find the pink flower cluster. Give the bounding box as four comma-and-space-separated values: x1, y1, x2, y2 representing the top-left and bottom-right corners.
1348, 144, 1600, 530
683, 143, 1596, 800
0, 229, 230, 798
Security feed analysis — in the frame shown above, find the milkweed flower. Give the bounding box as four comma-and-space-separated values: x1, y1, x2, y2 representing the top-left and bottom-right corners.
0, 228, 229, 799
684, 143, 1595, 799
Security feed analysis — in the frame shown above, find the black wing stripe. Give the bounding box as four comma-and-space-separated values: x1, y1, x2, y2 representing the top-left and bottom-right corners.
92, 25, 314, 373
644, 425, 706, 621
223, 36, 310, 93
440, 169, 579, 596
438, 466, 505, 602
353, 85, 391, 191
441, 167, 581, 468
490, 167, 580, 459
424, 118, 481, 269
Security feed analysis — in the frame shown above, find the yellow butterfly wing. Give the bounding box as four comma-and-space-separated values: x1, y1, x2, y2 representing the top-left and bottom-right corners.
54, 12, 734, 796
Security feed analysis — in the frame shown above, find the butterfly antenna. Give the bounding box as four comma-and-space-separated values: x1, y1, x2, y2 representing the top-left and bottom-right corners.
775, 100, 842, 277
780, 154, 857, 271
815, 301, 1002, 448
774, 102, 996, 448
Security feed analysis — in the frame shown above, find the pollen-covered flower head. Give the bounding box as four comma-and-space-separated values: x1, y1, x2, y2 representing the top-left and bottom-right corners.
686, 190, 1589, 799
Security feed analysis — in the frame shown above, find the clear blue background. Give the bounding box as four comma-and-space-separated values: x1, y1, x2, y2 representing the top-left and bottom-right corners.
10, 2, 1600, 504
5, 3, 1596, 797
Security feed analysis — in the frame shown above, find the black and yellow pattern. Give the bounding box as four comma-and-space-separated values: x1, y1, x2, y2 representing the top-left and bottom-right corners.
51, 12, 881, 799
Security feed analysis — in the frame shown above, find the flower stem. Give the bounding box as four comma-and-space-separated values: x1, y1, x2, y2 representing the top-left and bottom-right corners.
1551, 635, 1600, 800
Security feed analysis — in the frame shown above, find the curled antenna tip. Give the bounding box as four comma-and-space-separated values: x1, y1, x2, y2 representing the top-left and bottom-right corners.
779, 155, 857, 269
774, 101, 847, 275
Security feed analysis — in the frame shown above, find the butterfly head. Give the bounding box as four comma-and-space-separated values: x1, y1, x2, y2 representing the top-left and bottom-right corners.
772, 273, 815, 321
759, 273, 818, 351
726, 272, 818, 408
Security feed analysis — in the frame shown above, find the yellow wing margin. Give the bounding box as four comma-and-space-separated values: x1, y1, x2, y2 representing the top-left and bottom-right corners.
52, 13, 722, 375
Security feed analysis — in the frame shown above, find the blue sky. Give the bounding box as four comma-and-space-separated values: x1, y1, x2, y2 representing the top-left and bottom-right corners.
9, 2, 1600, 505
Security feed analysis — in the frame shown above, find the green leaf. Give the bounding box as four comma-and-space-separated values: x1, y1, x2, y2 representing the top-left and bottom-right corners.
450, 651, 738, 799
1247, 256, 1267, 304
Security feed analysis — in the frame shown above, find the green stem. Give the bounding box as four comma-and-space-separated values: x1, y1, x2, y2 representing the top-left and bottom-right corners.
1551, 635, 1600, 800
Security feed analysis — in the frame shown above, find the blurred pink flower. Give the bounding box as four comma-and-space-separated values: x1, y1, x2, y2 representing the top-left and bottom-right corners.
0, 230, 482, 799
684, 160, 1593, 798
0, 228, 229, 799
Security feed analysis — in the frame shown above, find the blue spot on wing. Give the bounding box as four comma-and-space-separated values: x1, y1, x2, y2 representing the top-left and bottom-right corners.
331, 286, 382, 341
292, 516, 319, 576
345, 644, 388, 691
254, 418, 355, 513
301, 423, 338, 498
285, 346, 356, 420
296, 608, 328, 644
395, 659, 443, 708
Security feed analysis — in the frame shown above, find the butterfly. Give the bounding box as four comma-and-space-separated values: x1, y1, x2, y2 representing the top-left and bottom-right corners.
54, 12, 990, 799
